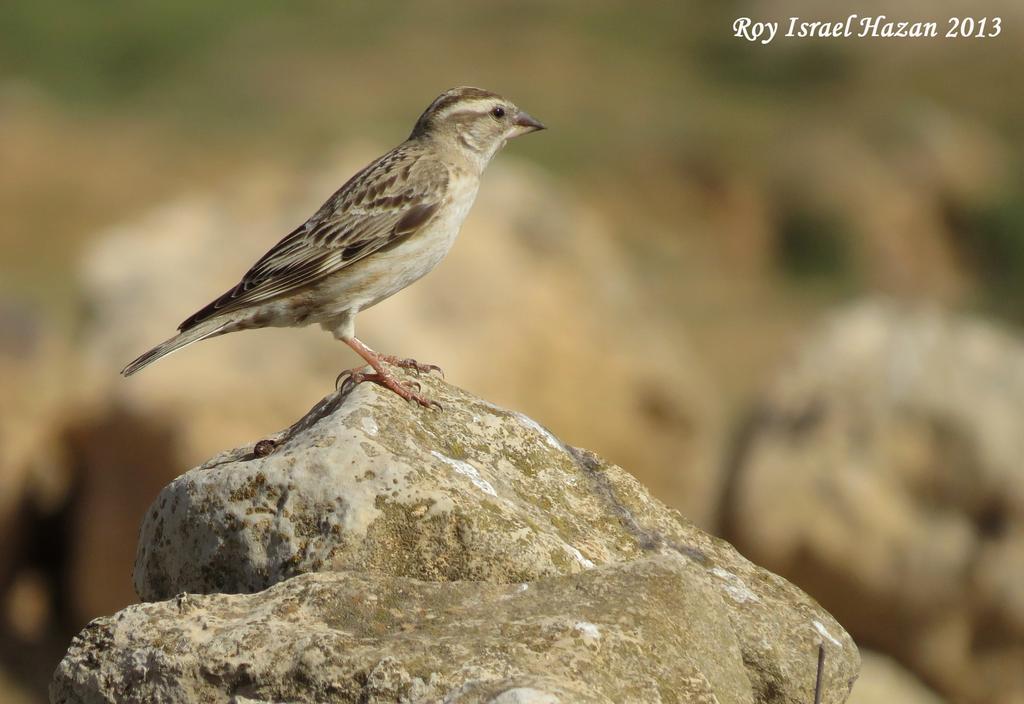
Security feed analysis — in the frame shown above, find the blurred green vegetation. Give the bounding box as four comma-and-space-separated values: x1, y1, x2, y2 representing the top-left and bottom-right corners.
950, 185, 1024, 321
0, 1, 279, 103
0, 0, 1022, 326
775, 205, 856, 287
5, 2, 1017, 156
2, 1, 1020, 170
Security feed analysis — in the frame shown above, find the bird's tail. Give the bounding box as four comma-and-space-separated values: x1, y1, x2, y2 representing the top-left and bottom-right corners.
121, 320, 228, 377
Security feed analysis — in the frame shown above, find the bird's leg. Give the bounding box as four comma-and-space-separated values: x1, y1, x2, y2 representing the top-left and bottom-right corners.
339, 337, 441, 410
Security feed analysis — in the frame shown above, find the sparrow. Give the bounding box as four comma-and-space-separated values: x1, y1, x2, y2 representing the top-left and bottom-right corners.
121, 87, 545, 408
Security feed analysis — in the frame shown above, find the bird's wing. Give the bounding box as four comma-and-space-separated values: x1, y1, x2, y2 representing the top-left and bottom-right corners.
179, 146, 448, 331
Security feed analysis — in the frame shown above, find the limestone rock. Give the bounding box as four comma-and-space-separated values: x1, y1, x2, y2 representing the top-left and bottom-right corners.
55, 556, 854, 704
58, 556, 847, 704
52, 373, 859, 703
723, 300, 1024, 704
136, 371, 636, 598
132, 374, 846, 672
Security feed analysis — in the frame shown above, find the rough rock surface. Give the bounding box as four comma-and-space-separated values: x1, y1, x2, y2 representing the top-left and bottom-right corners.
54, 556, 849, 704
56, 374, 858, 703
722, 301, 1024, 704
134, 371, 714, 599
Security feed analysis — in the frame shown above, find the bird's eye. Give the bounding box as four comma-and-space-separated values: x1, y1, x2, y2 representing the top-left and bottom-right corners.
490, 106, 506, 119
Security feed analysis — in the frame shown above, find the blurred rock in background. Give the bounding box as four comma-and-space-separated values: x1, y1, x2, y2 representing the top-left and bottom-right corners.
722, 301, 1024, 704
850, 651, 947, 704
0, 304, 77, 698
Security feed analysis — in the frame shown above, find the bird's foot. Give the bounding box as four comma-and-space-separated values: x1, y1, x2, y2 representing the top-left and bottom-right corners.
378, 354, 444, 378
338, 369, 442, 411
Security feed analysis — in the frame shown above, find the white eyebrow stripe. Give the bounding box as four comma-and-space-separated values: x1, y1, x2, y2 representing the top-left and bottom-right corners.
433, 98, 502, 121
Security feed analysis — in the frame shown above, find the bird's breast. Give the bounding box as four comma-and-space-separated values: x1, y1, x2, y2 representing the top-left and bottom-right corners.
328, 178, 479, 314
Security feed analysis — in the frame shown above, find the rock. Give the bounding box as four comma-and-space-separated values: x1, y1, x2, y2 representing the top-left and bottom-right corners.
722, 300, 1024, 704
136, 371, 652, 597
0, 302, 92, 689
848, 651, 946, 704
57, 374, 857, 703
0, 302, 74, 563
0, 667, 35, 704
53, 556, 854, 704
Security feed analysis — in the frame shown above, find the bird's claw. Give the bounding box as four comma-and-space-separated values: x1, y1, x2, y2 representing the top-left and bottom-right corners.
337, 368, 441, 411
335, 366, 363, 391
337, 373, 357, 396
380, 354, 444, 378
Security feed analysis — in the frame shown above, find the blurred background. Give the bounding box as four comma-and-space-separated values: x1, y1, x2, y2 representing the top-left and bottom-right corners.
1, 1, 1022, 701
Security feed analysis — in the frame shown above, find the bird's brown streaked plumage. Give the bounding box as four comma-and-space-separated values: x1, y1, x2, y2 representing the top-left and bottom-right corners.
122, 86, 545, 408
180, 148, 448, 330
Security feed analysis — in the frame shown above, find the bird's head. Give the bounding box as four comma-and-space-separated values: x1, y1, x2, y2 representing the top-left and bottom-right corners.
410, 87, 545, 168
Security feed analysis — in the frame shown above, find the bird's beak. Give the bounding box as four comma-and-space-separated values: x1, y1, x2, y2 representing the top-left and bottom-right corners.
511, 110, 546, 136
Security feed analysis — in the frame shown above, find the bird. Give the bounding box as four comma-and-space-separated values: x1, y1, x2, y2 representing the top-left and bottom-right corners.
121, 87, 545, 408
